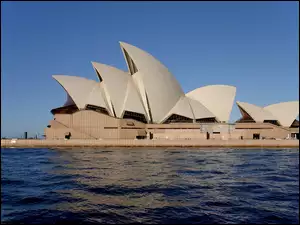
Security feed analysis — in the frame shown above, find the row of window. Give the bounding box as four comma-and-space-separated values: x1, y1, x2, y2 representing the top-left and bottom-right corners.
52, 106, 223, 125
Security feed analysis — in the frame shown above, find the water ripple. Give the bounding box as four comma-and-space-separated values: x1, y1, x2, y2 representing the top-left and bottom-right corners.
1, 148, 299, 224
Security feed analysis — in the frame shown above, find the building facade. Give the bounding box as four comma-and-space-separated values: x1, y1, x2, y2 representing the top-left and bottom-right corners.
45, 42, 299, 140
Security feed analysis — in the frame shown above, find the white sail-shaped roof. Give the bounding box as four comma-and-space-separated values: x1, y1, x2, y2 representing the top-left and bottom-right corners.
161, 96, 195, 122
264, 101, 299, 127
53, 75, 107, 110
186, 85, 236, 122
63, 94, 76, 107
121, 78, 147, 116
131, 74, 151, 121
161, 96, 217, 123
120, 41, 184, 123
236, 101, 276, 122
187, 97, 216, 120
87, 83, 109, 110
92, 62, 128, 117
91, 62, 146, 118
52, 42, 298, 127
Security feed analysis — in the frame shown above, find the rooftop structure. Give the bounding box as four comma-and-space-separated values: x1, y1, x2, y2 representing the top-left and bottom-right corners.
52, 42, 237, 124
46, 42, 299, 141
236, 101, 299, 127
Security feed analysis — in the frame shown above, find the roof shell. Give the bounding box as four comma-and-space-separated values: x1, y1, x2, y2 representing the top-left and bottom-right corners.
187, 97, 216, 120
264, 101, 299, 127
53, 75, 108, 111
161, 96, 195, 122
186, 85, 236, 122
119, 41, 184, 123
121, 77, 147, 117
236, 101, 277, 122
91, 62, 146, 118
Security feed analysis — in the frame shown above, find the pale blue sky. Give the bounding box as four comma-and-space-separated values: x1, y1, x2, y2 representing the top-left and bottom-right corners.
1, 1, 299, 138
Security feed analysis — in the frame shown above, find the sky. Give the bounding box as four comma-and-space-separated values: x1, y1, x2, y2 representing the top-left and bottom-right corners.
1, 1, 299, 138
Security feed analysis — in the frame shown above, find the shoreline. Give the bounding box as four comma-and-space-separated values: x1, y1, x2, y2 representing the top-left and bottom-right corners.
1, 139, 299, 149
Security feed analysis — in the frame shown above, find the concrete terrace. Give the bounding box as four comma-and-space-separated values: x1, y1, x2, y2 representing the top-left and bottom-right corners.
1, 139, 299, 149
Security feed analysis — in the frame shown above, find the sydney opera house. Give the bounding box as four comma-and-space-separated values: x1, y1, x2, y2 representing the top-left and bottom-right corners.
45, 42, 299, 140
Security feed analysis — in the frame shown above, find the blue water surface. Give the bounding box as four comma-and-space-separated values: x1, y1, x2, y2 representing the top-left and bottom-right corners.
1, 148, 299, 224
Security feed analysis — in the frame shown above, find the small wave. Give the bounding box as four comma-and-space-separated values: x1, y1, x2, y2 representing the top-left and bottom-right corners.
1, 148, 299, 224
1, 178, 26, 186
17, 196, 45, 205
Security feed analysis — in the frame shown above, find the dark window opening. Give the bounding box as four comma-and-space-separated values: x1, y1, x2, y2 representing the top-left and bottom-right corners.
263, 120, 280, 126
123, 49, 138, 75
123, 111, 147, 123
95, 69, 103, 82
291, 133, 299, 139
47, 125, 51, 128
51, 104, 78, 115
164, 114, 193, 124
121, 127, 143, 129
236, 106, 256, 123
86, 104, 109, 115
290, 120, 299, 128
145, 93, 153, 123
65, 132, 71, 140
136, 135, 146, 140
111, 103, 117, 117
196, 117, 217, 123
133, 60, 138, 73
253, 133, 260, 139
213, 132, 220, 134
236, 119, 256, 123
149, 132, 153, 140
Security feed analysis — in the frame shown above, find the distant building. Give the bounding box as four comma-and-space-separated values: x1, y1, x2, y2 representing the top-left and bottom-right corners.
45, 42, 299, 140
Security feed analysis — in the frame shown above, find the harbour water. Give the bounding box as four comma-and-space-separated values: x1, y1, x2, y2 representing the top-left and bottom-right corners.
1, 148, 299, 224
